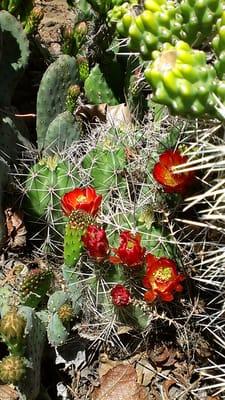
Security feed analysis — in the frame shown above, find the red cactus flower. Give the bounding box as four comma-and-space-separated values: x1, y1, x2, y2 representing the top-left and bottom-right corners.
143, 254, 184, 302
82, 225, 109, 261
61, 187, 102, 217
111, 284, 132, 306
110, 231, 146, 269
153, 149, 194, 194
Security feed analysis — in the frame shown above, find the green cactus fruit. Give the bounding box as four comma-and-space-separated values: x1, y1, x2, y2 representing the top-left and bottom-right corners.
127, 2, 183, 59
178, 0, 223, 46
57, 303, 74, 324
144, 41, 217, 117
212, 12, 225, 79
77, 55, 89, 82
44, 111, 82, 153
20, 267, 52, 308
108, 1, 136, 36
65, 85, 81, 113
24, 6, 44, 35
0, 11, 29, 106
82, 147, 126, 195
24, 156, 81, 251
0, 355, 27, 384
0, 308, 26, 342
84, 64, 119, 105
36, 55, 80, 151
61, 25, 77, 55
64, 210, 95, 267
47, 313, 69, 347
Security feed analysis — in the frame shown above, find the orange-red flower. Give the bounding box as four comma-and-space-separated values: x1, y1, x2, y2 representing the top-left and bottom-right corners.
61, 187, 102, 217
110, 231, 146, 269
143, 254, 184, 302
82, 225, 109, 261
111, 284, 132, 306
153, 149, 194, 194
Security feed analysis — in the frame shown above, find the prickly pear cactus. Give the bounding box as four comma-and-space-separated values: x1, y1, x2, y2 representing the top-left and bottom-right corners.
84, 64, 119, 105
0, 11, 30, 106
36, 55, 80, 151
144, 41, 217, 117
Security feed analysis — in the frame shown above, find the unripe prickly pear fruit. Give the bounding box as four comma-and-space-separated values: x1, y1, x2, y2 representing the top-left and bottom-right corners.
24, 6, 44, 35
144, 41, 217, 117
65, 84, 81, 113
0, 308, 26, 342
20, 266, 52, 308
178, 0, 223, 46
0, 355, 26, 384
127, 1, 183, 59
77, 55, 89, 82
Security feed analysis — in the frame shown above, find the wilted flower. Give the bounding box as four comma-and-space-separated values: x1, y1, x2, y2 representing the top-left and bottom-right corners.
153, 149, 194, 194
111, 284, 132, 306
61, 187, 102, 217
82, 225, 109, 261
143, 254, 184, 302
110, 231, 146, 268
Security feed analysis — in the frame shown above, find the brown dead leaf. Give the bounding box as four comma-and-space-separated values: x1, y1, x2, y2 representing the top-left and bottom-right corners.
107, 104, 132, 127
162, 379, 177, 400
92, 364, 148, 400
5, 208, 27, 248
0, 384, 19, 399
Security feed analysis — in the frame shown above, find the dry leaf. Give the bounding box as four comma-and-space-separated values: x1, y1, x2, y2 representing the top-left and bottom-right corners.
0, 384, 19, 399
92, 364, 148, 400
136, 359, 155, 386
162, 379, 177, 400
107, 104, 132, 127
5, 208, 27, 248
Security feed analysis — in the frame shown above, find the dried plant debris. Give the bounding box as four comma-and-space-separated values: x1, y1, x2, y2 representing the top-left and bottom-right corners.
91, 364, 149, 400
4, 208, 27, 249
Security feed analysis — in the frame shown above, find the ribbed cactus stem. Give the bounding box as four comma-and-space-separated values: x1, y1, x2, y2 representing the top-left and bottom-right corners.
64, 210, 95, 267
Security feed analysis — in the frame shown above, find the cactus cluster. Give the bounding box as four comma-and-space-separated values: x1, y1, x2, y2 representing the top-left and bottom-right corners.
1, 0, 225, 397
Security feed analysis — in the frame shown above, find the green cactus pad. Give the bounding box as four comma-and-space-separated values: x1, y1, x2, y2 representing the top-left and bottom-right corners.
84, 64, 119, 105
36, 55, 80, 151
0, 11, 29, 106
47, 291, 71, 313
144, 41, 217, 117
44, 111, 82, 154
47, 313, 69, 347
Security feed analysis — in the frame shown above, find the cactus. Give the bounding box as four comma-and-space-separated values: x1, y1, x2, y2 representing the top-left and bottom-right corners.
36, 55, 80, 152
20, 266, 53, 308
0, 308, 26, 355
178, 0, 223, 46
212, 11, 225, 79
0, 11, 30, 106
84, 64, 119, 105
82, 146, 126, 195
44, 111, 82, 154
24, 155, 81, 253
144, 41, 217, 117
127, 1, 183, 59
24, 6, 44, 35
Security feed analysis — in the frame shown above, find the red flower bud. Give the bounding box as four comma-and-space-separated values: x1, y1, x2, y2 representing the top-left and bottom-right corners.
143, 254, 185, 302
153, 149, 194, 194
61, 186, 102, 217
111, 284, 131, 306
110, 231, 146, 269
82, 225, 109, 261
